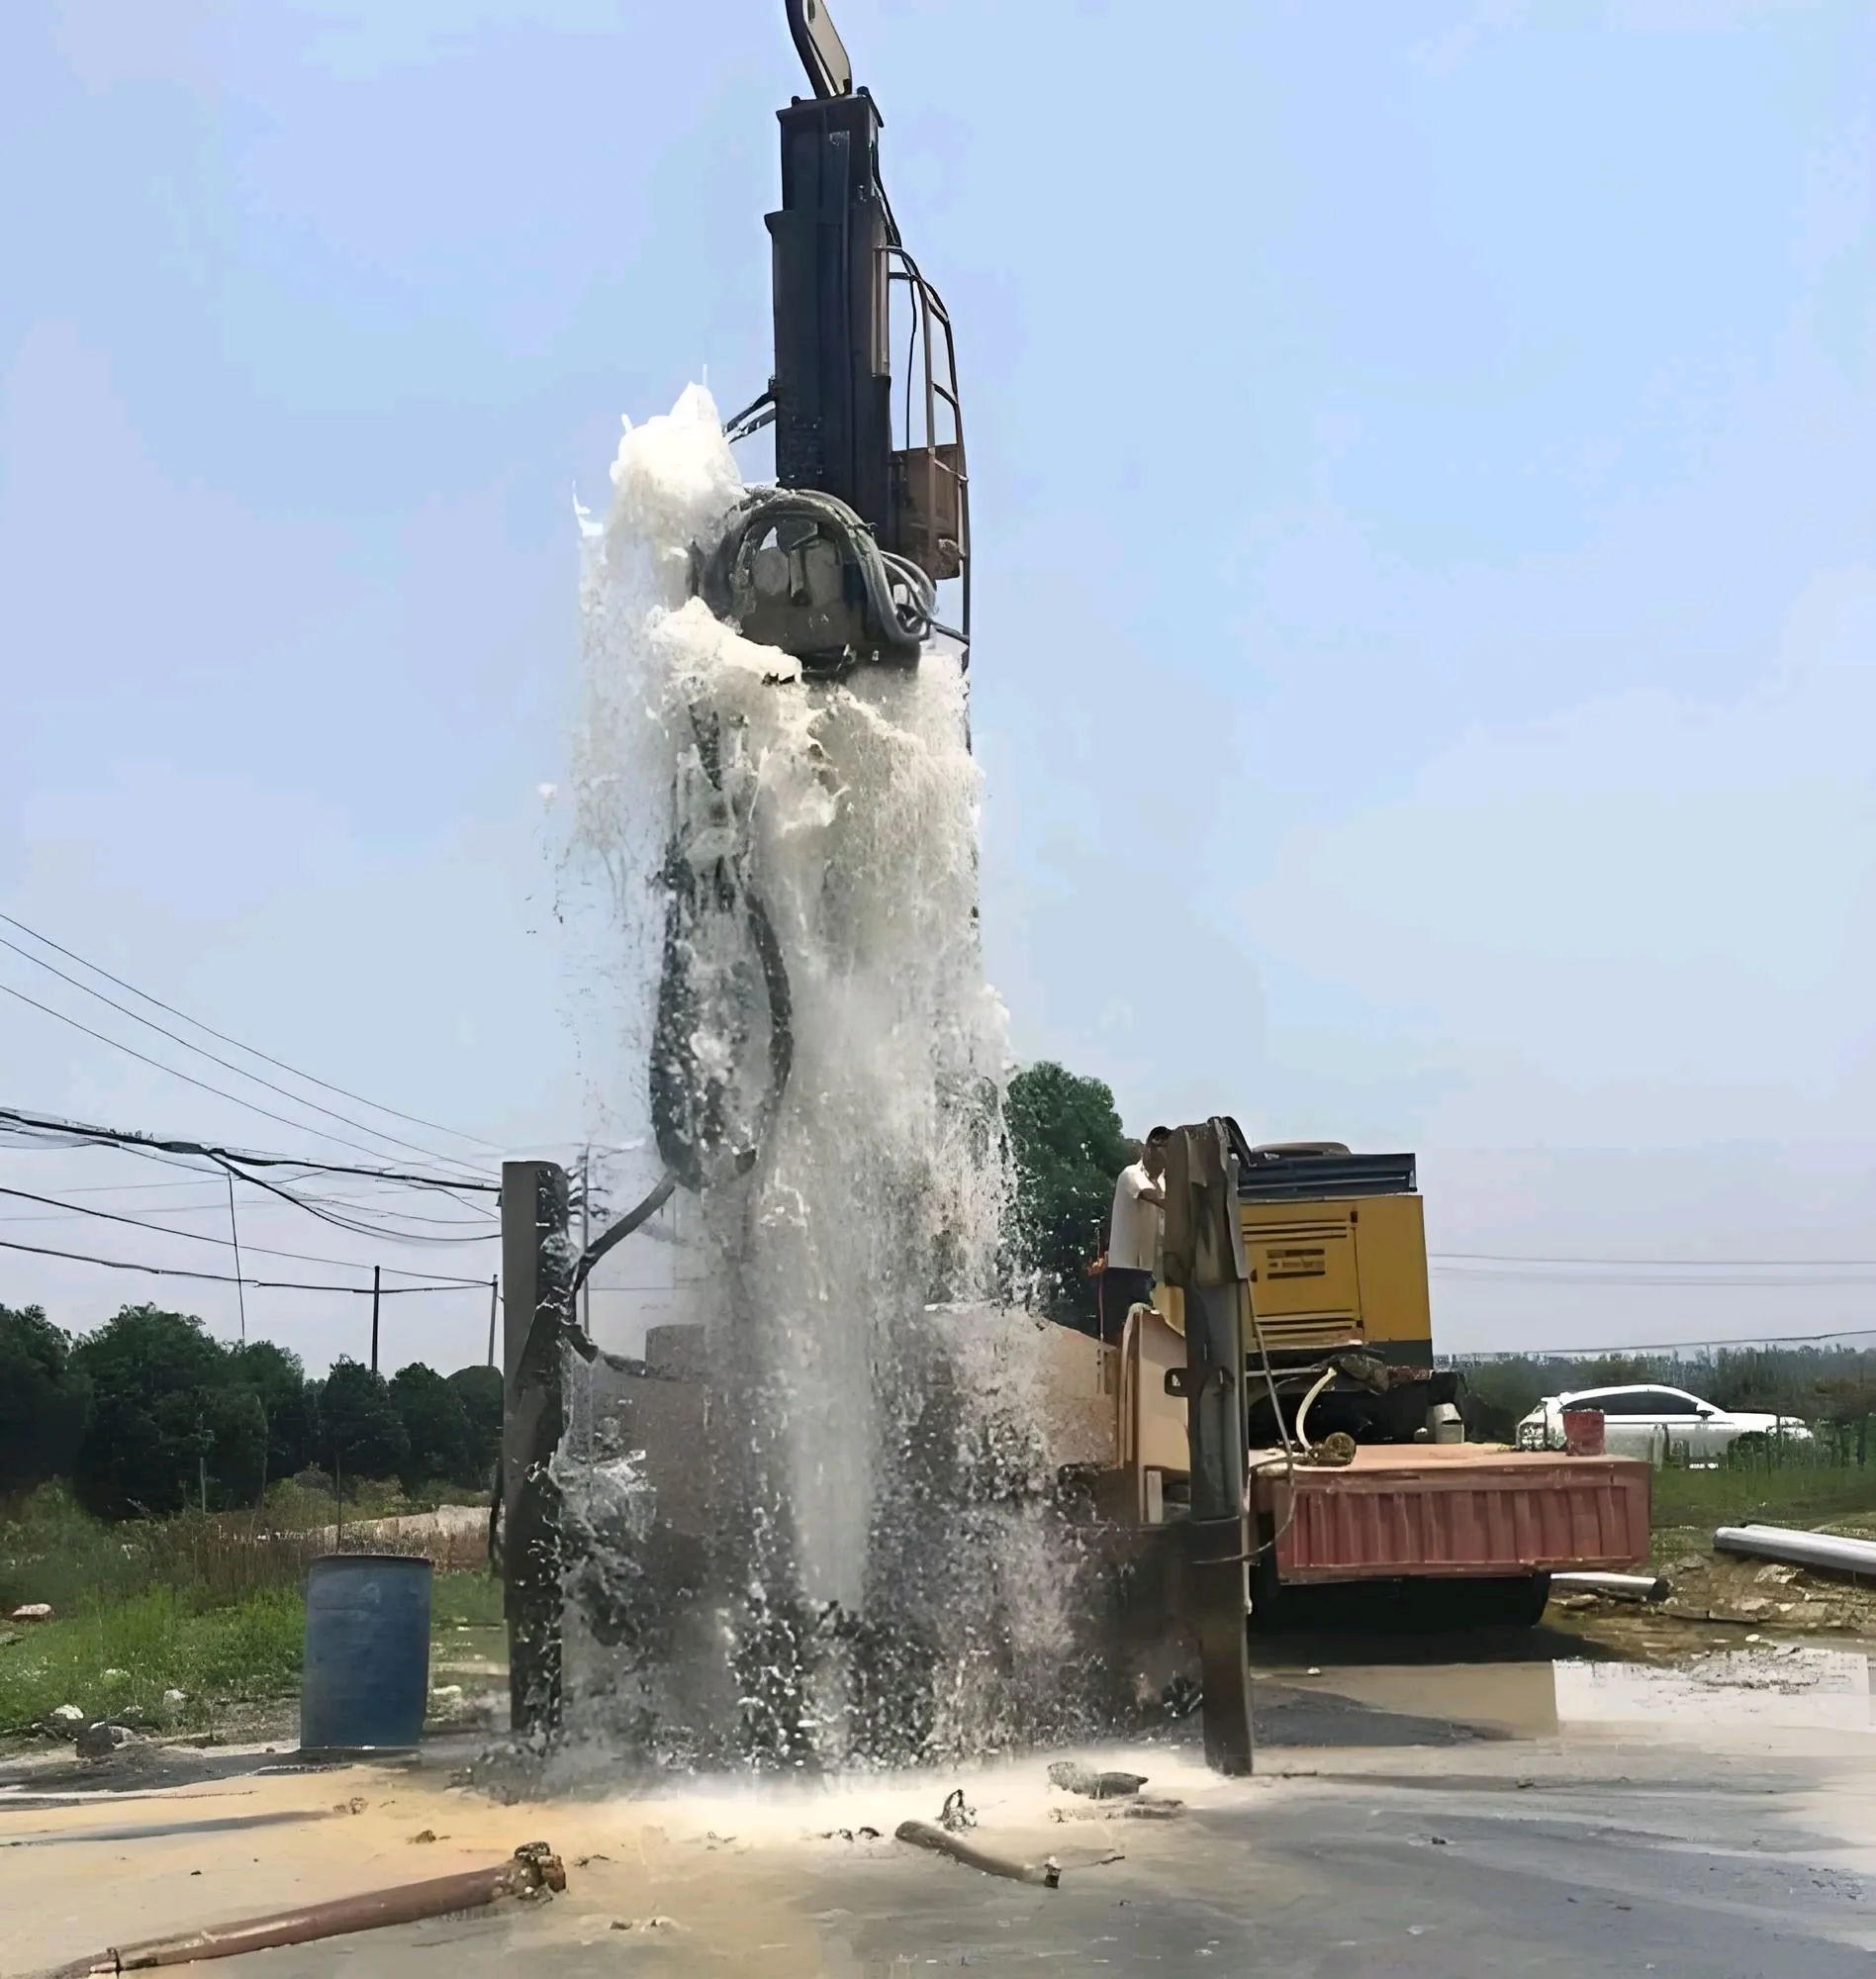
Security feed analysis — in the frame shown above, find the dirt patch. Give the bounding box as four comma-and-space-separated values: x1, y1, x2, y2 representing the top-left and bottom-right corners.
1548, 1530, 1876, 1659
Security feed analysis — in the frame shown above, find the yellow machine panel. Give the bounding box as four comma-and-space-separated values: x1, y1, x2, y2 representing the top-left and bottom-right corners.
1156, 1189, 1433, 1363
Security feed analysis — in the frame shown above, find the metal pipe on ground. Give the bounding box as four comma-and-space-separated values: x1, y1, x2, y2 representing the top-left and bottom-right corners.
1550, 1570, 1670, 1603
1713, 1525, 1876, 1578
894, 1821, 1061, 1887
46, 1843, 565, 1976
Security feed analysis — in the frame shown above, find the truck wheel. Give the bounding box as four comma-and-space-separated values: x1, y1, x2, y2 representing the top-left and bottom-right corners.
1461, 1573, 1552, 1628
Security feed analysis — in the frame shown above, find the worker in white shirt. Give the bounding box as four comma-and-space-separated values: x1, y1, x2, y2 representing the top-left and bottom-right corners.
1100, 1126, 1170, 1344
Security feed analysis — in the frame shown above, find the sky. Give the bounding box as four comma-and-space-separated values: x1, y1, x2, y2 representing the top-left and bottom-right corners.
2, 0, 1873, 1367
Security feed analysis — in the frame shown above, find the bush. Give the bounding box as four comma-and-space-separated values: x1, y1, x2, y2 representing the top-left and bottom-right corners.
0, 1305, 90, 1495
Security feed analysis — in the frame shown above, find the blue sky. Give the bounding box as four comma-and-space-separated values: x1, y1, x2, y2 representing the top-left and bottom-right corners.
2, 0, 1873, 1365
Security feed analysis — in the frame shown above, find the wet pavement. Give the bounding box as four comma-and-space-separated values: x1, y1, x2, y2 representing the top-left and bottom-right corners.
7, 1640, 1876, 1977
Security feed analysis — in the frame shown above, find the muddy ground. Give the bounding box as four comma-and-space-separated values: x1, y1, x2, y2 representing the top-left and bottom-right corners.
10, 1546, 1876, 1975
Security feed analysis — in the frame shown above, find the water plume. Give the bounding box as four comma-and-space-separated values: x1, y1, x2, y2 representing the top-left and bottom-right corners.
557, 386, 1083, 1769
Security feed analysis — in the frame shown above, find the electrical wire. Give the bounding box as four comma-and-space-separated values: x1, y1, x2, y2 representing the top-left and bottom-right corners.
0, 1184, 490, 1281
1434, 1251, 1876, 1268
16, 1143, 494, 1238
0, 981, 492, 1177
0, 1103, 497, 1192
1454, 1322, 1876, 1359
0, 1233, 476, 1294
1434, 1265, 1876, 1287
0, 931, 489, 1178
0, 908, 500, 1154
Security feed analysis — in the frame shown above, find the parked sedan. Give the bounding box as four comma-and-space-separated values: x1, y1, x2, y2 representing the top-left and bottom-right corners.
1516, 1383, 1812, 1461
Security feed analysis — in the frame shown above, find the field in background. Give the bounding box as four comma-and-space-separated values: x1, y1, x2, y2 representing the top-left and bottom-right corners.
0, 1484, 499, 1741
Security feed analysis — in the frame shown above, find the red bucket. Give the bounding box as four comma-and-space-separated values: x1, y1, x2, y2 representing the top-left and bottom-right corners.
1560, 1408, 1605, 1456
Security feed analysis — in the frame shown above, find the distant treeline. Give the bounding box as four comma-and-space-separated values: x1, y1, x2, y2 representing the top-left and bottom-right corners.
1452, 1344, 1876, 1442
0, 1301, 501, 1518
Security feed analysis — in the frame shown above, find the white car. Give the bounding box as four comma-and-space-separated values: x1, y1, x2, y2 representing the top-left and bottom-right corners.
1516, 1383, 1812, 1462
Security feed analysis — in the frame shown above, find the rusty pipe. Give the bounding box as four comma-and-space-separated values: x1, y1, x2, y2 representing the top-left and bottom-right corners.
48, 1843, 565, 1976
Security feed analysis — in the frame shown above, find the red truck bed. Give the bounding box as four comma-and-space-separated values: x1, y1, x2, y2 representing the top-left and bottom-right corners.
1250, 1443, 1650, 1583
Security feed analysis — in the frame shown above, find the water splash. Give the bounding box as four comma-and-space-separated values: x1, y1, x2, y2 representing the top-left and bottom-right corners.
558, 387, 1086, 1769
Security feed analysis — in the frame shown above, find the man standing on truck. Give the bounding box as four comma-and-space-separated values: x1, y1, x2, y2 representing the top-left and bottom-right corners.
1101, 1126, 1170, 1344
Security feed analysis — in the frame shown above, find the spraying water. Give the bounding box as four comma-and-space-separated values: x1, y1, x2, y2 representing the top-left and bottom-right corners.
558, 388, 1088, 1769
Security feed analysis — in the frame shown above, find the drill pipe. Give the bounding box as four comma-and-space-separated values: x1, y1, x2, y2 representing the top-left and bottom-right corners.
48, 1843, 565, 1976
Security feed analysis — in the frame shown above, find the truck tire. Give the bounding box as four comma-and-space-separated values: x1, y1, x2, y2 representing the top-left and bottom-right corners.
1452, 1573, 1552, 1629
1389, 1573, 1553, 1631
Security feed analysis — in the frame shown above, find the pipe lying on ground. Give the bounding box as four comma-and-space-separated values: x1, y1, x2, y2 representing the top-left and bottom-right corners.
894, 1820, 1061, 1887
1713, 1525, 1876, 1579
47, 1842, 565, 1975
1550, 1571, 1670, 1603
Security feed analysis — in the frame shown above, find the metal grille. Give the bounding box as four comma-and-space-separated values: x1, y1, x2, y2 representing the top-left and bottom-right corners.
1248, 1310, 1362, 1352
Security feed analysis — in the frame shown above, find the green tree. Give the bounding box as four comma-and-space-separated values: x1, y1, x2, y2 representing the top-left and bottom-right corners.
69, 1305, 255, 1516
318, 1359, 409, 1486
1004, 1062, 1138, 1326
0, 1305, 91, 1495
388, 1362, 471, 1492
447, 1366, 504, 1484
230, 1340, 317, 1484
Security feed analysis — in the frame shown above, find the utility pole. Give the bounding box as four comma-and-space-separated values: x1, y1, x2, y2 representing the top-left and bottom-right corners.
370, 1266, 381, 1374
1162, 1118, 1256, 1777
486, 1274, 499, 1368
501, 1160, 571, 1739
580, 1145, 591, 1341
227, 1172, 246, 1347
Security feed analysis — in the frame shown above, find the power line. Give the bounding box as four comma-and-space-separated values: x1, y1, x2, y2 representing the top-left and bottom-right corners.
0, 1171, 492, 1228
0, 1184, 490, 1282
0, 981, 492, 1177
0, 908, 501, 1154
0, 1233, 478, 1294
1454, 1322, 1876, 1358
1433, 1251, 1876, 1269
0, 931, 488, 1179
1433, 1274, 1876, 1290
0, 1103, 498, 1192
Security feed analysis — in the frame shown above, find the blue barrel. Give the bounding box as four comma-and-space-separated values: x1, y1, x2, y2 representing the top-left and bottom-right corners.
299, 1554, 433, 1754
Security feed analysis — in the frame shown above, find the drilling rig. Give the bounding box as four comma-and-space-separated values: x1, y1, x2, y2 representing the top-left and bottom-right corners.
498, 5, 1246, 1779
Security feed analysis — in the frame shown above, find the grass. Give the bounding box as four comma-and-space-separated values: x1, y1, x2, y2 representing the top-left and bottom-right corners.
1653, 1463, 1876, 1537
431, 1570, 505, 1629
0, 1586, 304, 1737
0, 1485, 508, 1744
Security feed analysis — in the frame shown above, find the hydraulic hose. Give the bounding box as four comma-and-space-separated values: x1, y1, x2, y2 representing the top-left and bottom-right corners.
699, 486, 933, 663
564, 705, 796, 1324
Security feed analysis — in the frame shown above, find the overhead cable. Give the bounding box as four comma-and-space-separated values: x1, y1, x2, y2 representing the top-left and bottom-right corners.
0, 1184, 489, 1282
0, 1233, 477, 1294
0, 907, 500, 1153
0, 981, 490, 1177
0, 1102, 498, 1192
0, 931, 487, 1178
1454, 1321, 1876, 1357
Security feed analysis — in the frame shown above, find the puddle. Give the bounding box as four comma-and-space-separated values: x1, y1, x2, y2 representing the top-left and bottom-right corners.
1263, 1662, 1559, 1740
1265, 1645, 1876, 1743
1554, 1647, 1873, 1732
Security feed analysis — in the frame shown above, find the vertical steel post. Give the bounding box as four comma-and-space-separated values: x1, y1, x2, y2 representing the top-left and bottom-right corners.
1162, 1119, 1256, 1776
500, 1161, 570, 1738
